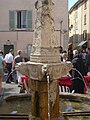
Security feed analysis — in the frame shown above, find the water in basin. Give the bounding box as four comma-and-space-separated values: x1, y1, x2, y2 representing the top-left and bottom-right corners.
0, 94, 90, 120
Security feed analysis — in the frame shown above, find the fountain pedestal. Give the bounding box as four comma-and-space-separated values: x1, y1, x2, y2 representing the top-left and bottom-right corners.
18, 62, 72, 120
17, 0, 72, 119
31, 80, 59, 119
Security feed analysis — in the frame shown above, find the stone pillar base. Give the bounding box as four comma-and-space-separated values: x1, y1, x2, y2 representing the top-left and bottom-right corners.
31, 80, 59, 120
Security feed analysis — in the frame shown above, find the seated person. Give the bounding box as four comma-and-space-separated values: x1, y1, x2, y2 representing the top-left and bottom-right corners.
20, 75, 31, 93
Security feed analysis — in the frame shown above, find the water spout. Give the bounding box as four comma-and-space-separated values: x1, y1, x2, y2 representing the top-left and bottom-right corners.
47, 74, 50, 120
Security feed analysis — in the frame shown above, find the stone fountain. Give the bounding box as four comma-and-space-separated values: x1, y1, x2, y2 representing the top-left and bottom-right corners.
17, 0, 72, 119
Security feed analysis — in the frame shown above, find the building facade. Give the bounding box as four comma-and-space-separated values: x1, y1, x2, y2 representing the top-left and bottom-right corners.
0, 0, 68, 57
69, 0, 90, 49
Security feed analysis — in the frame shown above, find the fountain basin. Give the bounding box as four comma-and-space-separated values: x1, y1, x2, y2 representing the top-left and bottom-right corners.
0, 93, 90, 119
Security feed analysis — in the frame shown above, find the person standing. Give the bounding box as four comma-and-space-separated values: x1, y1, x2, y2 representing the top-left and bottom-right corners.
62, 52, 68, 62
12, 50, 25, 86
0, 50, 6, 96
68, 44, 73, 61
71, 51, 87, 94
86, 48, 90, 74
4, 49, 14, 83
81, 49, 87, 63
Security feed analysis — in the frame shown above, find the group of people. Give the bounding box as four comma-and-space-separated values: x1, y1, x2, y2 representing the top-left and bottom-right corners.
0, 46, 90, 95
0, 50, 6, 96
59, 46, 90, 94
0, 49, 30, 96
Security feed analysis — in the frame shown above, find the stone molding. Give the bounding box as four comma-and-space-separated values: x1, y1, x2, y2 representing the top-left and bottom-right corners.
16, 61, 73, 81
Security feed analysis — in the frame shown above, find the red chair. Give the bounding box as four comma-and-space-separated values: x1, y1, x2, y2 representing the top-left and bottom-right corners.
59, 75, 90, 94
59, 75, 72, 93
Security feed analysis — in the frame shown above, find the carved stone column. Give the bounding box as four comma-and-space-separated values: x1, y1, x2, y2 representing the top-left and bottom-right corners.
30, 0, 60, 63
30, 1, 61, 119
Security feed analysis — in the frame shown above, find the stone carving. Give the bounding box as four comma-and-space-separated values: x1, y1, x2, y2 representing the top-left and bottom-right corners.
31, 0, 59, 63
50, 81, 57, 107
16, 62, 73, 81
43, 0, 48, 5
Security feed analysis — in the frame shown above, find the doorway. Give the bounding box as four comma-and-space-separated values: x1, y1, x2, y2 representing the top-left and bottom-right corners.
4, 45, 14, 55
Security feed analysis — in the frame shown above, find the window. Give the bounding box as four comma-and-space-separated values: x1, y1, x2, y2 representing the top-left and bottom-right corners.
75, 35, 78, 43
83, 30, 87, 40
84, 14, 86, 25
84, 1, 87, 9
75, 21, 78, 30
75, 10, 78, 19
9, 10, 32, 30
17, 11, 27, 28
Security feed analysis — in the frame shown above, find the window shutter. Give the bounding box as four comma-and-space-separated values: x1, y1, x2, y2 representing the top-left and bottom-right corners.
27, 11, 32, 30
22, 10, 27, 28
9, 11, 15, 30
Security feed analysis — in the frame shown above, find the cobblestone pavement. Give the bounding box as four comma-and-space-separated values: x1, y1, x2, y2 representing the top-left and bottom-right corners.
1, 72, 20, 97
2, 81, 20, 97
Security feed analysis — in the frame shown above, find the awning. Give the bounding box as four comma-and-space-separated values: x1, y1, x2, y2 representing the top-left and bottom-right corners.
77, 40, 87, 47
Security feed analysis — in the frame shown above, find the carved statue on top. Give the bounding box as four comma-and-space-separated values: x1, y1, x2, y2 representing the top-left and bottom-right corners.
35, 0, 49, 9
42, 0, 48, 5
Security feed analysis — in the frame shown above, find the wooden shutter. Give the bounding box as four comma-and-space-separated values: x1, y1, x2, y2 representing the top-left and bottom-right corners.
9, 11, 15, 30
27, 11, 32, 30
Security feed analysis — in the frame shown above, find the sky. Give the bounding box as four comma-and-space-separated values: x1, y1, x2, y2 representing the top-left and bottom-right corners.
68, 0, 78, 10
